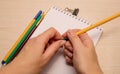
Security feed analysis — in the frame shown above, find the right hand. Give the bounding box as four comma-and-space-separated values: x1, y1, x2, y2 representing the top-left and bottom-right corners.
63, 29, 103, 74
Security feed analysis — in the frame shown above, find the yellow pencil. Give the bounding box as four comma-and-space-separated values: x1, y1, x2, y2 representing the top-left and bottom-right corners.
76, 12, 120, 35
2, 11, 42, 64
3, 19, 35, 61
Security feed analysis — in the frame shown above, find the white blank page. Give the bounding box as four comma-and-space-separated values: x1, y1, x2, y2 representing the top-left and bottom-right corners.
31, 7, 103, 74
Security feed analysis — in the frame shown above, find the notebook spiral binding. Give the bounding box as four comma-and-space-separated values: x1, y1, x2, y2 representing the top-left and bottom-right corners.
52, 6, 102, 31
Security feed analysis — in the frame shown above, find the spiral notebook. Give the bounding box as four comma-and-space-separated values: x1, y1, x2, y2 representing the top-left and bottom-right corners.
31, 6, 103, 74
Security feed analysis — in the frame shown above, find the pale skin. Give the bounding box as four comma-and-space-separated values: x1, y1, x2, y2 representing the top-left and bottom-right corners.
0, 27, 103, 74
63, 29, 103, 74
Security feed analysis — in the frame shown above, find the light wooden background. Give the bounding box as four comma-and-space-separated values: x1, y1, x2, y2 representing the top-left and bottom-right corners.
0, 0, 120, 74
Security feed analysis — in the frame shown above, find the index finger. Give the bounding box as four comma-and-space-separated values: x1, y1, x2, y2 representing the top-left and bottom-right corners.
37, 27, 62, 45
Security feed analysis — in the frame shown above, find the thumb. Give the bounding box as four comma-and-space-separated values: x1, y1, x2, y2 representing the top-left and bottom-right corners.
43, 40, 66, 61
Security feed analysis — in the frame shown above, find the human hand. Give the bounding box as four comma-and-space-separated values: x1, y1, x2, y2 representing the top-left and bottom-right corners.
63, 29, 103, 74
0, 27, 66, 74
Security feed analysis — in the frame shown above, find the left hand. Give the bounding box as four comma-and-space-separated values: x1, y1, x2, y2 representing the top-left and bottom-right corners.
63, 29, 103, 74
0, 27, 66, 74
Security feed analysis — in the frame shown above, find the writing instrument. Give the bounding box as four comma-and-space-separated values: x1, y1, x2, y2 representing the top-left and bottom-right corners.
5, 15, 43, 64
1, 11, 42, 65
5, 13, 43, 65
1, 19, 35, 65
9, 13, 45, 64
64, 12, 120, 41
76, 12, 120, 35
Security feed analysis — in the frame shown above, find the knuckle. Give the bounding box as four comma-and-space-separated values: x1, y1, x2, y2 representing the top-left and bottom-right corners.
49, 27, 56, 31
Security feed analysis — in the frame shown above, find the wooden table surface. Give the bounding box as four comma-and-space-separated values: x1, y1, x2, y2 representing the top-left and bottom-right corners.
0, 0, 120, 74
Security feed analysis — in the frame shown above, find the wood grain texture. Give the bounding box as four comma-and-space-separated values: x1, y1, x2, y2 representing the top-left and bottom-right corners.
0, 0, 120, 74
